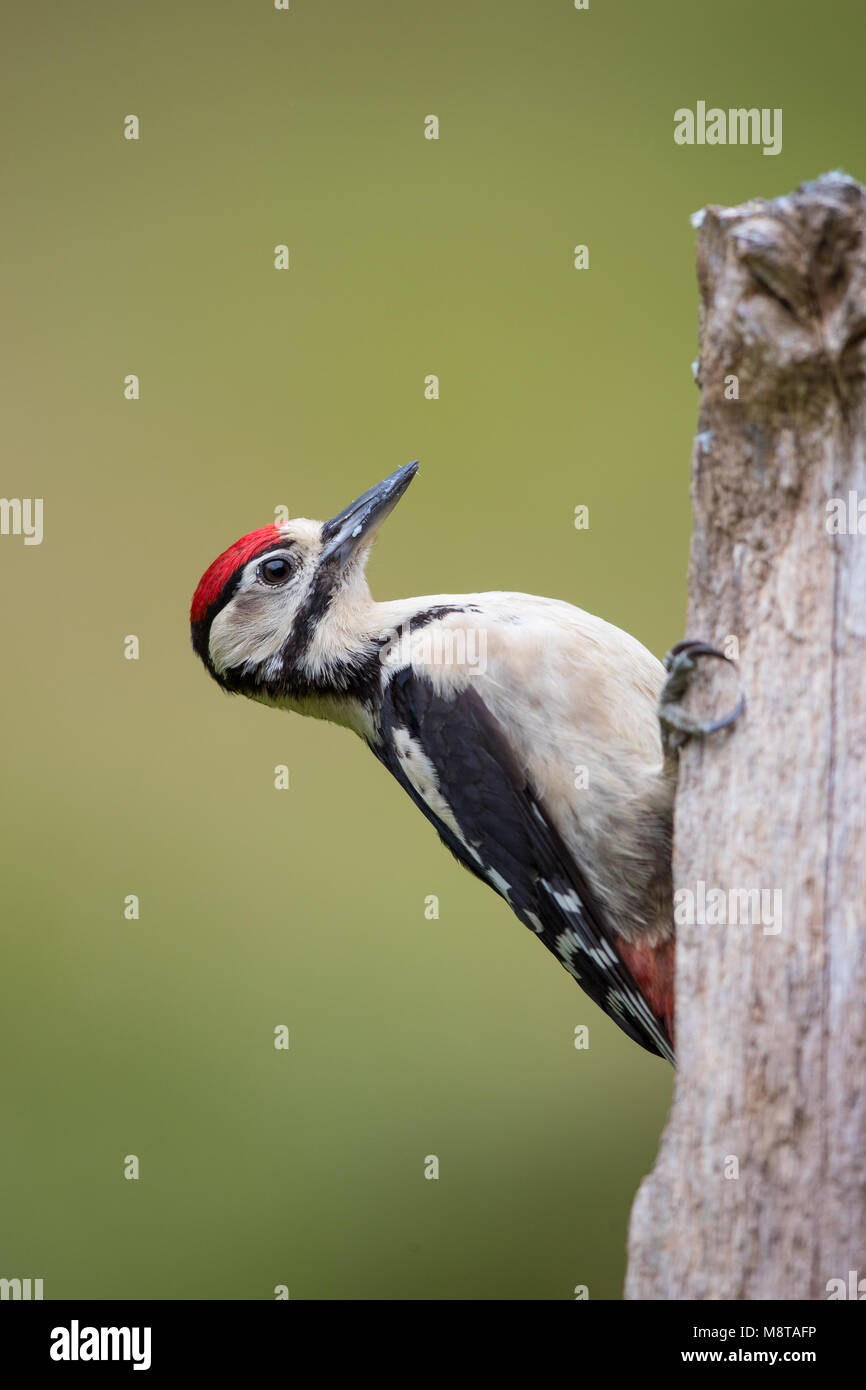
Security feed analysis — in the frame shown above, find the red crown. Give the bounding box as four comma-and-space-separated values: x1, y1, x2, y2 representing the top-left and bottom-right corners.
190, 525, 284, 623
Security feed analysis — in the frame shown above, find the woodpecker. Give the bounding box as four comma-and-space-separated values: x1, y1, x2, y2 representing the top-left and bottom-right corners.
190, 463, 740, 1065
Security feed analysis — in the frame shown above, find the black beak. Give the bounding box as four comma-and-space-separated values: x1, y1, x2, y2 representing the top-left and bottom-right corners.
320, 461, 418, 568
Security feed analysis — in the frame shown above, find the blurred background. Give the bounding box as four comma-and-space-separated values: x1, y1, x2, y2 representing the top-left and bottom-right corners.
1, 0, 863, 1300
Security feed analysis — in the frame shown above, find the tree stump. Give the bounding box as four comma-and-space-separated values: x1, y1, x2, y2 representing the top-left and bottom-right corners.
626, 173, 866, 1301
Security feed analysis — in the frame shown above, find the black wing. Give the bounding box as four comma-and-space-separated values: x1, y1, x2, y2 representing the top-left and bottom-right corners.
373, 666, 675, 1064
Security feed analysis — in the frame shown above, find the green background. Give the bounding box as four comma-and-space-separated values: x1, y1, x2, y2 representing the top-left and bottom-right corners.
1, 0, 861, 1300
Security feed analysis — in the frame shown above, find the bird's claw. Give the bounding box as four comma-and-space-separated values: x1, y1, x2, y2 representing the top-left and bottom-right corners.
659, 639, 745, 751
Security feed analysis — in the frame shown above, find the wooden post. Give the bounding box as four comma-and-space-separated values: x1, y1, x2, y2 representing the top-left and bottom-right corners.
626, 173, 866, 1301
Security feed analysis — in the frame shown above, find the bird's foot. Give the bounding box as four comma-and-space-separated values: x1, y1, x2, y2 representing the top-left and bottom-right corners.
659, 640, 744, 752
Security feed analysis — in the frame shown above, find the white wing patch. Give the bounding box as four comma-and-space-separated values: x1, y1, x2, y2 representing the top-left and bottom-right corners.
392, 728, 483, 866
541, 880, 584, 916
586, 937, 620, 968
484, 867, 512, 902
554, 929, 585, 981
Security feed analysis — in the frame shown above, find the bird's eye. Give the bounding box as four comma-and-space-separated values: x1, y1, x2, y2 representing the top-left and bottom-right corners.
259, 557, 293, 585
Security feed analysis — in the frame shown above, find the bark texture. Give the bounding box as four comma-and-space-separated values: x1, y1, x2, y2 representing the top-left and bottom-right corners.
627, 173, 866, 1300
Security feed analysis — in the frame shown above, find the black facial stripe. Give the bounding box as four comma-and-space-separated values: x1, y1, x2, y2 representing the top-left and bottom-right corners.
278, 557, 339, 668
264, 602, 480, 701
400, 604, 476, 630
190, 616, 212, 666
208, 588, 481, 708
207, 552, 350, 699
265, 647, 385, 706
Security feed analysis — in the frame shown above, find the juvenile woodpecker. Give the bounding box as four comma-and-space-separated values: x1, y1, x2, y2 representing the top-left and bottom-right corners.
191, 464, 734, 1065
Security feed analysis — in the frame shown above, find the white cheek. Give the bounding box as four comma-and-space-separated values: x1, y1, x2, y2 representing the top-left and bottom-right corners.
208, 591, 297, 673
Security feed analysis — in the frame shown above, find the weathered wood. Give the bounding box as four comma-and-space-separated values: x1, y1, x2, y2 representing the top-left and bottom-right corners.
626, 173, 866, 1301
